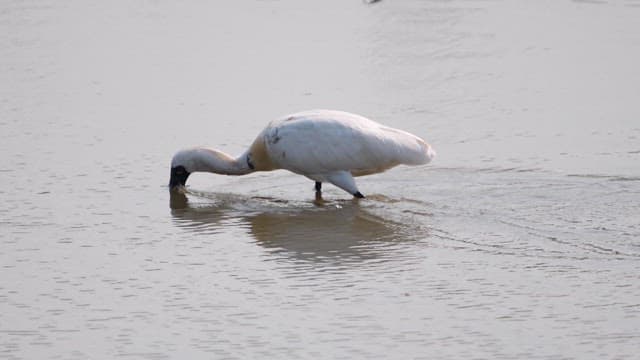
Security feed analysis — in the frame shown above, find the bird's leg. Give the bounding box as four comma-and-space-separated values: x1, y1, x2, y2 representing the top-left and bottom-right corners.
314, 182, 324, 203
325, 171, 363, 199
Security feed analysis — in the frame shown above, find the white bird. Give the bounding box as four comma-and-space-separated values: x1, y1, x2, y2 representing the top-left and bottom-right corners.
169, 109, 435, 198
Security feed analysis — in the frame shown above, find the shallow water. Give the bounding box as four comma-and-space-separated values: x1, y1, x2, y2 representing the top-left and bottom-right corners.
1, 0, 640, 359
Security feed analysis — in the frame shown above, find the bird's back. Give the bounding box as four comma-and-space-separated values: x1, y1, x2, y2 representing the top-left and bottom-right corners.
259, 110, 434, 176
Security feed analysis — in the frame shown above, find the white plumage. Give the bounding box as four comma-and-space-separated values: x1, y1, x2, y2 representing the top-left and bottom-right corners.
170, 109, 435, 198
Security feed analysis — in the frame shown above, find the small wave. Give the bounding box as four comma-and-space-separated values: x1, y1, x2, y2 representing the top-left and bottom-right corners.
169, 189, 433, 266
567, 173, 640, 182
426, 165, 545, 175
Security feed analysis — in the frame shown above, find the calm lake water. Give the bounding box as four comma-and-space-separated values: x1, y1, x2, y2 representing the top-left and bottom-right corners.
2, 0, 639, 359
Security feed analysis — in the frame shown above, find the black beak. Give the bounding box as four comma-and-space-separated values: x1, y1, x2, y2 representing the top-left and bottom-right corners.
169, 166, 190, 189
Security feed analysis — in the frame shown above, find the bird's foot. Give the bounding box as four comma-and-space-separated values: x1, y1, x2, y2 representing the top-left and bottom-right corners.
313, 181, 326, 204
314, 190, 326, 205
353, 191, 365, 199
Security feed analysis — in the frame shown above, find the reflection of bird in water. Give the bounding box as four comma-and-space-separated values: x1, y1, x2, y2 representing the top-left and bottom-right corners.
169, 110, 435, 199
170, 190, 428, 264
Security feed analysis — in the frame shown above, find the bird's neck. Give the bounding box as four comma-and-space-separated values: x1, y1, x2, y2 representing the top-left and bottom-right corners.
187, 148, 253, 176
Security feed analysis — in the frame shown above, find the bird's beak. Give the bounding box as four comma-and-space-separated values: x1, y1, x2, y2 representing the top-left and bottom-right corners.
169, 166, 190, 190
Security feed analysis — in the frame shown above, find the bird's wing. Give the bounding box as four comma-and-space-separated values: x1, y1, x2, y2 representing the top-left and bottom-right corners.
262, 111, 431, 176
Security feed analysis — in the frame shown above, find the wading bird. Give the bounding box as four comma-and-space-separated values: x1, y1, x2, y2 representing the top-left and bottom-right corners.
169, 110, 435, 198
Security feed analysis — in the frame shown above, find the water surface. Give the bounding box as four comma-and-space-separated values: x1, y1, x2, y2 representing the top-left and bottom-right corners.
1, 1, 639, 359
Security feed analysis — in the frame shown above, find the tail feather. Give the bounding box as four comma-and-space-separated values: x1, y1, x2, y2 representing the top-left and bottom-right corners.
407, 139, 435, 165
425, 144, 436, 164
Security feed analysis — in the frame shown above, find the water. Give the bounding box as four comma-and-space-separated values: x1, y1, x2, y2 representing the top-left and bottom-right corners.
1, 0, 639, 359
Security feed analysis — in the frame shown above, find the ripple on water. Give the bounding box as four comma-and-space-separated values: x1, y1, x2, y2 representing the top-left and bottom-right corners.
406, 166, 640, 261
169, 189, 433, 270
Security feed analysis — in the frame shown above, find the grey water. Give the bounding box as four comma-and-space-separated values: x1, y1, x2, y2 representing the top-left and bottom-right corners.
1, 0, 639, 359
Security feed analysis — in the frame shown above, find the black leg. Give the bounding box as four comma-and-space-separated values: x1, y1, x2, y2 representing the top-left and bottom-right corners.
314, 182, 323, 202
353, 191, 365, 198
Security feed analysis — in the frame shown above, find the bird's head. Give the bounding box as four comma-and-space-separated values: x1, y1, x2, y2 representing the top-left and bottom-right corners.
169, 165, 190, 189
169, 149, 194, 189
